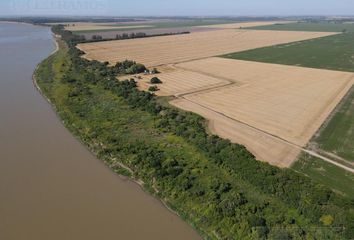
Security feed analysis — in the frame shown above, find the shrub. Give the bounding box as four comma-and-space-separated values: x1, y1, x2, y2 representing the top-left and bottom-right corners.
148, 86, 159, 92
150, 77, 162, 84
151, 68, 160, 74
127, 63, 146, 74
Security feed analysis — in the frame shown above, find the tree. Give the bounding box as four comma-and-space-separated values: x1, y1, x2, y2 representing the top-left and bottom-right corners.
122, 33, 129, 39
151, 68, 160, 74
125, 63, 146, 74
148, 86, 159, 92
150, 77, 162, 84
136, 32, 146, 38
92, 35, 103, 40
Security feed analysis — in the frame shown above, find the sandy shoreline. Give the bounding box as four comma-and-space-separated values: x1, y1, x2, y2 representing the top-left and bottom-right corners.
32, 34, 59, 105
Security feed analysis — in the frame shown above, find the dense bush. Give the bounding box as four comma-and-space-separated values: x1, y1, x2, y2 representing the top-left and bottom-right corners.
148, 86, 159, 92
150, 77, 162, 84
114, 60, 147, 74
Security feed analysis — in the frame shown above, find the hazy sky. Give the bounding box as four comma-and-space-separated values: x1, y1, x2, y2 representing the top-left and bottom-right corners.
1, 0, 354, 16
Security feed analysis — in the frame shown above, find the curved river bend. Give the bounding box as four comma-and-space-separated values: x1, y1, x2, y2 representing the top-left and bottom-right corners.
0, 22, 200, 240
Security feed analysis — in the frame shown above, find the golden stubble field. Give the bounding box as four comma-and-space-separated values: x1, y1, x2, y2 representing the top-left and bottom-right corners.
171, 58, 354, 166
170, 98, 302, 168
77, 30, 336, 67
131, 58, 354, 167
134, 65, 230, 96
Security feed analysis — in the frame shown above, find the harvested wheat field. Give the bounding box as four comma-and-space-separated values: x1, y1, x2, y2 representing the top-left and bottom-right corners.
77, 30, 336, 67
201, 21, 293, 29
171, 98, 301, 167
180, 58, 354, 148
135, 65, 230, 96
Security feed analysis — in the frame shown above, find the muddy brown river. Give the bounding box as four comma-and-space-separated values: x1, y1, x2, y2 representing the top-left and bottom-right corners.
0, 22, 200, 240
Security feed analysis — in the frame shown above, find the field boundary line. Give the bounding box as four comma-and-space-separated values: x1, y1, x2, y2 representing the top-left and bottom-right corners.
308, 149, 354, 168
302, 149, 354, 174
297, 76, 354, 139
175, 82, 235, 98
173, 63, 243, 85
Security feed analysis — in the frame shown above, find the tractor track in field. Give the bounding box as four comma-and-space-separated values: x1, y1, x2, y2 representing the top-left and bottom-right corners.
169, 59, 354, 173
176, 94, 354, 173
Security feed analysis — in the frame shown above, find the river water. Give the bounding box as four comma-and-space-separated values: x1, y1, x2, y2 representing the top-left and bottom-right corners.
0, 22, 200, 240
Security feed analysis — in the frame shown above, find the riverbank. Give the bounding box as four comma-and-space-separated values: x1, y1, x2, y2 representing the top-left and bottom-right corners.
32, 30, 186, 227
33, 37, 145, 193
32, 35, 59, 103
33, 24, 354, 239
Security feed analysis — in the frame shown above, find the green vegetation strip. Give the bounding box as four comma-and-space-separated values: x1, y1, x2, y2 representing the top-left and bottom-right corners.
314, 86, 354, 161
293, 154, 354, 198
247, 22, 354, 32
35, 26, 354, 239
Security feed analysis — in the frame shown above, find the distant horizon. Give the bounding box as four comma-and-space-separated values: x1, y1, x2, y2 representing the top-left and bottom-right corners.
1, 0, 354, 17
1, 14, 354, 18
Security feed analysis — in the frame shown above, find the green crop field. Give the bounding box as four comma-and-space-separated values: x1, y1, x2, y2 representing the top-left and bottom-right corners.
223, 32, 354, 72
292, 154, 354, 198
247, 22, 354, 32
314, 86, 354, 161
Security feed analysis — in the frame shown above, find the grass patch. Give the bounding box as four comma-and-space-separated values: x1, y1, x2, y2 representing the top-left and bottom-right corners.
247, 22, 354, 32
293, 154, 354, 198
314, 86, 354, 161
